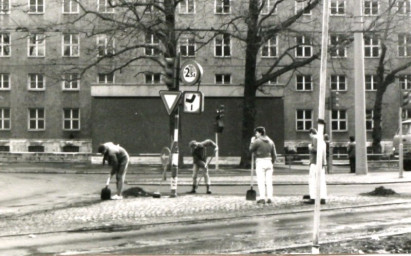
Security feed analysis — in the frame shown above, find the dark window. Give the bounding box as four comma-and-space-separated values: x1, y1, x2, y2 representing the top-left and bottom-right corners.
28, 145, 44, 152
62, 145, 79, 152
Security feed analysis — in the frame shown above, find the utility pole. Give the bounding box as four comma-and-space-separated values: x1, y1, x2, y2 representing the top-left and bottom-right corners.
312, 0, 330, 253
353, 0, 368, 175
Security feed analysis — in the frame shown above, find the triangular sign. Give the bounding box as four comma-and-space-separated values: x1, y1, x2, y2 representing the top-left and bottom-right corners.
159, 90, 182, 115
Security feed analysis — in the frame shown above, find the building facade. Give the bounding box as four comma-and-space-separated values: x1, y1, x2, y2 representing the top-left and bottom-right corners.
0, 0, 409, 158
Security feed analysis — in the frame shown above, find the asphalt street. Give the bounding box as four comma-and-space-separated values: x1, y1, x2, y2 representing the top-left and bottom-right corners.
1, 163, 411, 255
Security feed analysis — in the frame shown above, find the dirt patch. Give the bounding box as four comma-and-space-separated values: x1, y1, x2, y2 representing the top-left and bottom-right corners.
362, 186, 398, 196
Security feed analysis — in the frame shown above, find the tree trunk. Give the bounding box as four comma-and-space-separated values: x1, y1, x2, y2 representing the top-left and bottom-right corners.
372, 86, 385, 153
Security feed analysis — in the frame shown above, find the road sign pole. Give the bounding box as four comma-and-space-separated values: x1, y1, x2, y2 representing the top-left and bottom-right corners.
170, 108, 179, 197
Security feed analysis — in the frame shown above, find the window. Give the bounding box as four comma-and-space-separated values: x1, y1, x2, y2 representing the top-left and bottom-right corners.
296, 75, 312, 91
63, 108, 80, 130
295, 0, 311, 15
63, 0, 79, 13
28, 74, 45, 90
145, 33, 160, 56
266, 77, 278, 85
366, 109, 374, 131
331, 110, 347, 131
0, 73, 10, 90
28, 33, 45, 57
145, 73, 161, 84
215, 74, 231, 84
62, 73, 80, 90
364, 0, 378, 15
262, 36, 277, 57
0, 108, 10, 130
29, 0, 44, 13
179, 0, 195, 14
330, 0, 345, 15
397, 0, 411, 15
296, 35, 312, 58
330, 75, 346, 91
62, 34, 80, 57
97, 34, 115, 57
143, 0, 156, 13
402, 108, 411, 119
0, 33, 10, 56
261, 0, 276, 15
98, 0, 114, 13
28, 108, 45, 130
364, 34, 380, 58
98, 73, 114, 84
0, 0, 10, 14
28, 145, 44, 152
365, 75, 377, 91
215, 34, 231, 57
296, 109, 313, 131
399, 75, 411, 90
398, 34, 411, 57
180, 37, 196, 57
330, 34, 347, 58
215, 0, 230, 14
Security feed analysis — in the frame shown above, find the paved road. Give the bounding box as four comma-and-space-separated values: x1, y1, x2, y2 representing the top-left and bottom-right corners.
1, 171, 411, 255
2, 203, 411, 255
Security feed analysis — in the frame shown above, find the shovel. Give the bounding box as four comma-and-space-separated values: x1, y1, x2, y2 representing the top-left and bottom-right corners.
196, 156, 214, 190
246, 153, 257, 201
101, 186, 111, 200
153, 164, 168, 198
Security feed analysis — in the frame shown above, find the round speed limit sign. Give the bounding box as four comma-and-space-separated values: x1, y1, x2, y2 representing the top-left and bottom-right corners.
180, 60, 203, 86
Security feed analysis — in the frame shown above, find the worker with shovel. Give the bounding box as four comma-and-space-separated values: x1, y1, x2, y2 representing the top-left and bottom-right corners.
98, 142, 130, 200
187, 139, 218, 194
249, 126, 277, 204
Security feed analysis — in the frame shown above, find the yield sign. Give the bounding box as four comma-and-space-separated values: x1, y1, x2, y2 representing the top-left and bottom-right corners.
159, 90, 182, 115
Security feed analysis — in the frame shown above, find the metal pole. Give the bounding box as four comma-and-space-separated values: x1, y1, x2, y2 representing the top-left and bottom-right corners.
353, 0, 368, 175
328, 109, 333, 174
312, 0, 330, 253
215, 132, 219, 170
399, 105, 404, 178
170, 108, 179, 197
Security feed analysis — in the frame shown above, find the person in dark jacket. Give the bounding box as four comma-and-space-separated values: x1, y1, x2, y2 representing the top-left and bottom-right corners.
249, 126, 277, 204
187, 139, 218, 194
347, 136, 356, 173
98, 142, 130, 200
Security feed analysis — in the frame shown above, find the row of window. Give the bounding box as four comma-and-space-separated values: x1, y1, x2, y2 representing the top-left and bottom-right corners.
1, 32, 410, 59
0, 0, 409, 16
296, 109, 375, 132
0, 108, 80, 131
1, 73, 410, 90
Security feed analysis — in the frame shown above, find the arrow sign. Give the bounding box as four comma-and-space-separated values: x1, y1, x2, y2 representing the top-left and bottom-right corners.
159, 90, 182, 115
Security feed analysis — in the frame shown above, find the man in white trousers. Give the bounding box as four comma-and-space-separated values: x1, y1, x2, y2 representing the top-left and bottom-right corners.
249, 126, 277, 204
304, 128, 327, 204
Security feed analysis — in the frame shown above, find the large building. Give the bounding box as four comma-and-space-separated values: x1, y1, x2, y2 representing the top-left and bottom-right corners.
0, 0, 409, 159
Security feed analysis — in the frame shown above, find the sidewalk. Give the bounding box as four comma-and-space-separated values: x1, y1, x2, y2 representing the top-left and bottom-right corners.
1, 162, 410, 185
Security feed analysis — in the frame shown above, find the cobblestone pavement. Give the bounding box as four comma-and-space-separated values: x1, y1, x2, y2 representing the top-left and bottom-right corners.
1, 193, 411, 237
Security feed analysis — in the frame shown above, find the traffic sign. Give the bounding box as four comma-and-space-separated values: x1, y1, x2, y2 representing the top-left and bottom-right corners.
180, 60, 203, 86
183, 91, 204, 114
159, 90, 182, 115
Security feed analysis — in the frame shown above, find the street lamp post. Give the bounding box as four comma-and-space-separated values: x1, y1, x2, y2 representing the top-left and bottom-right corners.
312, 0, 330, 253
353, 0, 368, 175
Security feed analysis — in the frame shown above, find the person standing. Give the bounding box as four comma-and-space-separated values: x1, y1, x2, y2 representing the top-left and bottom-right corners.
187, 139, 218, 194
98, 142, 130, 200
249, 126, 277, 204
305, 128, 327, 204
347, 136, 356, 173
